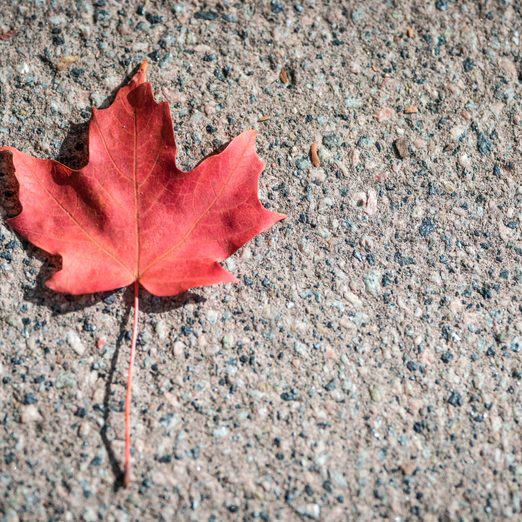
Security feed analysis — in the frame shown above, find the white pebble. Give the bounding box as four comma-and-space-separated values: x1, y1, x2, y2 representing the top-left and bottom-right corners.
66, 330, 86, 356
173, 341, 185, 358
21, 405, 42, 424
206, 309, 219, 324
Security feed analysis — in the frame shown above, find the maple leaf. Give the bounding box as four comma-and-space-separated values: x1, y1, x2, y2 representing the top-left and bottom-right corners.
0, 61, 285, 486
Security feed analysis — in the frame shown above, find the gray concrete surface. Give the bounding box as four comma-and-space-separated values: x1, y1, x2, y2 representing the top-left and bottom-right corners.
0, 0, 521, 520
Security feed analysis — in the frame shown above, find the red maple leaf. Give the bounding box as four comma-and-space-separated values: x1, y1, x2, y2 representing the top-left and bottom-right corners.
0, 61, 285, 486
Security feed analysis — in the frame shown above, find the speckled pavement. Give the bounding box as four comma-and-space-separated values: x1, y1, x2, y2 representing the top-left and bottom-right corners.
0, 1, 521, 521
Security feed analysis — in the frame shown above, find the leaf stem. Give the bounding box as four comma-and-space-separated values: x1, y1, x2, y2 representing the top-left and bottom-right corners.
123, 280, 140, 488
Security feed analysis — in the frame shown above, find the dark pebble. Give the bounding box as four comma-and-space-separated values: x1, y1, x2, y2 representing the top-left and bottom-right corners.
139, 479, 152, 494
90, 456, 102, 466
394, 252, 415, 266
223, 14, 237, 23
324, 379, 336, 391
440, 351, 453, 364
478, 284, 492, 300
322, 133, 343, 149
103, 293, 117, 305
214, 68, 226, 82
75, 407, 87, 417
419, 217, 436, 237
413, 421, 425, 433
4, 452, 16, 465
148, 50, 161, 62
83, 320, 96, 333
477, 133, 493, 155
158, 455, 172, 463
382, 273, 395, 286
406, 361, 418, 372
271, 1, 284, 13
194, 10, 218, 21
448, 391, 463, 407
180, 325, 192, 336
463, 58, 475, 72
23, 393, 38, 405
145, 13, 163, 24
281, 389, 299, 401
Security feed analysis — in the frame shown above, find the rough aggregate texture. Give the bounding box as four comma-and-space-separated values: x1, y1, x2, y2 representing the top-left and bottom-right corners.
0, 1, 521, 521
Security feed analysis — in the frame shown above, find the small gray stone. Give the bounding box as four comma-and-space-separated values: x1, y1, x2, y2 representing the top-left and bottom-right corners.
55, 372, 77, 389
351, 8, 365, 22
369, 384, 384, 402
322, 133, 343, 149
295, 157, 312, 171
351, 312, 369, 328
5, 313, 21, 328
394, 137, 409, 159
155, 320, 168, 341
477, 133, 493, 155
419, 217, 436, 237
222, 333, 235, 349
344, 97, 363, 109
331, 471, 348, 489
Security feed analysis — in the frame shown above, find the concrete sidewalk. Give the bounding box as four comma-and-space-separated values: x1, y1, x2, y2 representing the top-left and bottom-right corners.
0, 1, 520, 520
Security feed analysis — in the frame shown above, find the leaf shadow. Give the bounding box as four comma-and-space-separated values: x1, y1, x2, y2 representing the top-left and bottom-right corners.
55, 62, 147, 170
102, 306, 129, 491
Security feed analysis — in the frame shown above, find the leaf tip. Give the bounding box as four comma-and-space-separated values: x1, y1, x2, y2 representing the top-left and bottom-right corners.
139, 60, 149, 75
130, 60, 149, 87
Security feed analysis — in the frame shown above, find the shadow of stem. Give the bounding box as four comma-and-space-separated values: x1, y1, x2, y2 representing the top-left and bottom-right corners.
101, 323, 127, 491
100, 285, 133, 492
